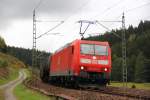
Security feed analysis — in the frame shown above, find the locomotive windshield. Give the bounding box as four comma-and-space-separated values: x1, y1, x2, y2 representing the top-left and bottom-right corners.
80, 44, 108, 55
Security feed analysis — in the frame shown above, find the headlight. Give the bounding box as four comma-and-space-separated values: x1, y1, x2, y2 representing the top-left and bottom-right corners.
104, 68, 108, 71
98, 60, 108, 65
81, 66, 84, 70
80, 58, 91, 64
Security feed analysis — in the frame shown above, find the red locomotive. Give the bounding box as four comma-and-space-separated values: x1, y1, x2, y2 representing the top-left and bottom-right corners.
40, 39, 111, 85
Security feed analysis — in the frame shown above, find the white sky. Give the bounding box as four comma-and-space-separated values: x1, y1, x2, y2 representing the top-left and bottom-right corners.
0, 0, 150, 53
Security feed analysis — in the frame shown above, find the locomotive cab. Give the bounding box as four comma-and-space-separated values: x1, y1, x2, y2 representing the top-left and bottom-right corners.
77, 41, 111, 84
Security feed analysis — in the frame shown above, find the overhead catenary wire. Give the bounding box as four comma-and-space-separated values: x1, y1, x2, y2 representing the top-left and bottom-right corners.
96, 20, 121, 39
97, 20, 122, 22
125, 1, 150, 13
37, 0, 91, 24
35, 19, 64, 22
36, 21, 64, 39
65, 0, 91, 21
94, 0, 149, 20
34, 0, 150, 43
35, 0, 150, 37
34, 0, 91, 39
102, 0, 150, 30
93, 0, 124, 19
91, 0, 149, 32
87, 0, 126, 35
50, 0, 91, 32
97, 0, 150, 32
34, 0, 43, 10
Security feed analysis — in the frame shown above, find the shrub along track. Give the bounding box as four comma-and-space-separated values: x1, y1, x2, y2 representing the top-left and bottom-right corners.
24, 78, 150, 100
0, 67, 9, 80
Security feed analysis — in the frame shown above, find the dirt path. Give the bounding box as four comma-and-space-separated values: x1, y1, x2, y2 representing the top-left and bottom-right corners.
0, 69, 26, 100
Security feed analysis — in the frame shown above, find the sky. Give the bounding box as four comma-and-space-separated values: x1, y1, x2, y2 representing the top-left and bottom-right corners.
0, 0, 150, 53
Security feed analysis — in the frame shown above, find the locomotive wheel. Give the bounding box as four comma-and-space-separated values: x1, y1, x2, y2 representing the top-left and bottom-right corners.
40, 64, 49, 83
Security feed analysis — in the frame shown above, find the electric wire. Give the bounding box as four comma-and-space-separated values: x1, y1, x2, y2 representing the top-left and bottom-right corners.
125, 1, 150, 13
87, 0, 125, 35
96, 21, 121, 39
36, 21, 64, 39
65, 0, 90, 21
93, 0, 124, 19
103, 0, 150, 29
35, 0, 150, 39
34, 0, 43, 10
36, 20, 63, 22
92, 0, 149, 32
35, 0, 91, 39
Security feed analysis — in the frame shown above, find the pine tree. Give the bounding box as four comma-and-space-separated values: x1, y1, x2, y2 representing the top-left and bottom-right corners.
0, 35, 7, 53
134, 52, 145, 82
111, 54, 122, 81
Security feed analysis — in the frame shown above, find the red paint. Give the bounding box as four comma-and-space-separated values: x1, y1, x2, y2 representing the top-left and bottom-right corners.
49, 39, 111, 78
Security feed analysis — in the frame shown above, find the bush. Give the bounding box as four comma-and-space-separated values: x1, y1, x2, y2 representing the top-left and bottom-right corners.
0, 60, 8, 67
131, 84, 136, 89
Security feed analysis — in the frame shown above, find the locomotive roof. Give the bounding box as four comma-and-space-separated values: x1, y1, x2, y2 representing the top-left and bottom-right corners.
55, 39, 109, 53
76, 39, 109, 45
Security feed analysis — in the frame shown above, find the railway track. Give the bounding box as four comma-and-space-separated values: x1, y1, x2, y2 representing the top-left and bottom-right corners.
79, 85, 150, 100
24, 78, 150, 100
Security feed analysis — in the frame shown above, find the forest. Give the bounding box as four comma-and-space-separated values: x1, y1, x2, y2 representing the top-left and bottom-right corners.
6, 46, 50, 67
0, 36, 50, 68
0, 20, 150, 82
85, 20, 150, 82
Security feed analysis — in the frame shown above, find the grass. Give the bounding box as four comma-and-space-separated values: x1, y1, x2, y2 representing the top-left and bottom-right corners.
0, 67, 19, 85
0, 90, 4, 100
0, 52, 25, 85
0, 52, 25, 68
14, 84, 50, 100
109, 82, 150, 90
23, 68, 32, 78
14, 68, 51, 100
0, 52, 26, 85
0, 52, 25, 99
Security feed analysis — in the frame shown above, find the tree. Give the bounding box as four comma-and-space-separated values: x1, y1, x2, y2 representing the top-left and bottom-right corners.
127, 55, 136, 81
134, 52, 145, 82
111, 54, 122, 81
144, 59, 150, 82
7, 46, 50, 68
0, 36, 7, 53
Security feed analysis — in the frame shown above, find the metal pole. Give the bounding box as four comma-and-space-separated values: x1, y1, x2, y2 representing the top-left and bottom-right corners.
78, 20, 95, 39
122, 12, 127, 87
79, 21, 84, 39
32, 9, 37, 73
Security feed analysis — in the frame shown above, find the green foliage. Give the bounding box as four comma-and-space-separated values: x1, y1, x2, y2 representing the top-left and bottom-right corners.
86, 20, 150, 82
111, 55, 122, 81
0, 90, 4, 100
14, 84, 50, 100
0, 35, 7, 53
135, 52, 145, 82
131, 84, 136, 89
0, 52, 26, 85
0, 59, 8, 67
14, 69, 50, 100
0, 52, 25, 68
0, 67, 19, 85
127, 55, 136, 81
7, 46, 50, 69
